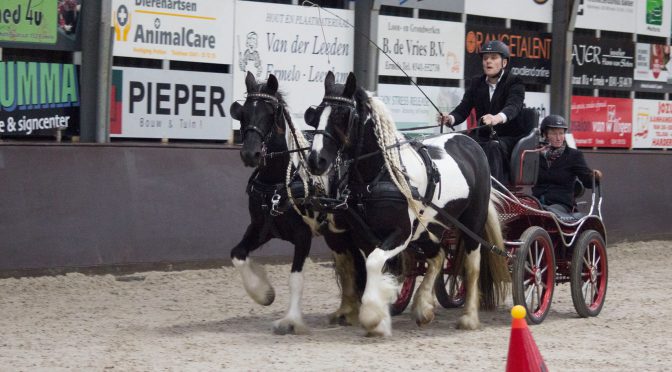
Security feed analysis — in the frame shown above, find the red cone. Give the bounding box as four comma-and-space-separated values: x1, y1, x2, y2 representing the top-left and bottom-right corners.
506, 306, 548, 372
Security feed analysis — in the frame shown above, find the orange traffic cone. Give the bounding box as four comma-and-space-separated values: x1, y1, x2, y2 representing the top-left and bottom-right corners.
506, 305, 548, 372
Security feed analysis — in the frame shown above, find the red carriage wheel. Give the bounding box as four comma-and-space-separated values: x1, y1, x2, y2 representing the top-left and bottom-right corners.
434, 248, 465, 308
390, 275, 416, 316
512, 226, 555, 324
570, 230, 608, 318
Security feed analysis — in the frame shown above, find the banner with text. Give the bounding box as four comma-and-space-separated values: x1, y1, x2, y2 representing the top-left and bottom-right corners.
0, 0, 82, 51
110, 67, 232, 140
633, 43, 672, 93
375, 0, 464, 13
0, 61, 80, 137
576, 0, 636, 33
465, 0, 552, 23
632, 99, 672, 148
636, 0, 671, 37
570, 95, 633, 148
111, 0, 233, 63
524, 92, 551, 126
377, 16, 464, 79
377, 84, 465, 134
233, 2, 354, 130
464, 25, 552, 85
572, 35, 634, 91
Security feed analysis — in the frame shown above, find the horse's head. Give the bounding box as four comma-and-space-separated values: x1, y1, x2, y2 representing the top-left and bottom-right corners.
305, 71, 359, 175
230, 71, 285, 167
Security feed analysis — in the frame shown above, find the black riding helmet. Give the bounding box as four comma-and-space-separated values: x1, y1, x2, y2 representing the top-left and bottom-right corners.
478, 40, 510, 60
540, 114, 569, 134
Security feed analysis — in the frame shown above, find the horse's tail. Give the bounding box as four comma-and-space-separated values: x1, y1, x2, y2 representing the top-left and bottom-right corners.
479, 191, 510, 310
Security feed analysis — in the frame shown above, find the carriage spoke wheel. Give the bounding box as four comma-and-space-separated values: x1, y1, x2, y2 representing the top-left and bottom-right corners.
435, 247, 465, 308
570, 230, 608, 318
512, 226, 555, 325
390, 252, 417, 316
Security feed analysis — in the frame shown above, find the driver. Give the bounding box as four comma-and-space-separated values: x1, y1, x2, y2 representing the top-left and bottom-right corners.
438, 40, 526, 184
532, 115, 603, 214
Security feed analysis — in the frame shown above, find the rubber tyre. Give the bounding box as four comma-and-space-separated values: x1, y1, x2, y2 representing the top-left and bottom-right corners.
390, 275, 416, 316
512, 226, 556, 325
570, 230, 608, 318
434, 249, 465, 308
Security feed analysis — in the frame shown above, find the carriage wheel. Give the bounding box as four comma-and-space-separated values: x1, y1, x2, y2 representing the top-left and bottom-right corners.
512, 226, 555, 325
390, 275, 416, 316
570, 230, 608, 318
434, 248, 465, 308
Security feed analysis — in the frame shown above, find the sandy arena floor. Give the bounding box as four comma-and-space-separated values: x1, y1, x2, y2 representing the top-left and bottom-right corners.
1, 240, 669, 371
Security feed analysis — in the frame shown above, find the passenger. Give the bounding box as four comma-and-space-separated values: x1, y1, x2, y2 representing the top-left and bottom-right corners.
533, 115, 603, 214
438, 40, 526, 184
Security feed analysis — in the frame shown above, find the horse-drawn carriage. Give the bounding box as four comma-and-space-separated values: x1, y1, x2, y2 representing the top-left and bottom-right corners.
394, 109, 608, 325
230, 71, 607, 336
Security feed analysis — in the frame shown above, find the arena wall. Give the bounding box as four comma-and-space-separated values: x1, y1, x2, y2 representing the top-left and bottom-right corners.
0, 144, 669, 275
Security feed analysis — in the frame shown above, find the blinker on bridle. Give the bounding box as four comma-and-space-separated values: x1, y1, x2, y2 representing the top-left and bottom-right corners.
314, 95, 357, 148
241, 92, 285, 142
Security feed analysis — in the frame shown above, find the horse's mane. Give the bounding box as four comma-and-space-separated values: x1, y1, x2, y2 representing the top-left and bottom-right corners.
364, 90, 423, 219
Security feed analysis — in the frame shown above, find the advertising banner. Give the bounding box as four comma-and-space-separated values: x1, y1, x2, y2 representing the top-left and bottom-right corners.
524, 92, 551, 125
376, 84, 466, 134
233, 2, 354, 130
377, 16, 464, 79
0, 61, 80, 137
632, 99, 672, 148
375, 0, 464, 13
464, 25, 552, 85
111, 0, 233, 64
465, 0, 552, 23
576, 0, 636, 33
570, 95, 633, 148
110, 67, 232, 140
636, 0, 672, 37
633, 43, 672, 93
571, 35, 634, 91
0, 0, 81, 50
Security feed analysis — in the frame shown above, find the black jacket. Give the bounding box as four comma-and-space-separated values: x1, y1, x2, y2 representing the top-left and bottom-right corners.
450, 70, 526, 139
532, 146, 596, 210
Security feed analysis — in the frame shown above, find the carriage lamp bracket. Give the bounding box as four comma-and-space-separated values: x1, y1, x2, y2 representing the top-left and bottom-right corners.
270, 192, 283, 216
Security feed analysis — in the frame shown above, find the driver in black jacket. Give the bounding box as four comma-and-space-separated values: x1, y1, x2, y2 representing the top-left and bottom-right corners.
532, 115, 603, 214
439, 40, 526, 184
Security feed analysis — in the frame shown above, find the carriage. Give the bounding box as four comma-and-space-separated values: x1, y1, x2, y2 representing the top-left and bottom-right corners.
393, 109, 609, 325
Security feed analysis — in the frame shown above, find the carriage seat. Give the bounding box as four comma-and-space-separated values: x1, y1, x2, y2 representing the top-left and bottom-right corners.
509, 107, 540, 187
542, 179, 588, 221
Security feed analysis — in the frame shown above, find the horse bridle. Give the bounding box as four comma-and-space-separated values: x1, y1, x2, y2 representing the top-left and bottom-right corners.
240, 92, 285, 145
312, 95, 359, 152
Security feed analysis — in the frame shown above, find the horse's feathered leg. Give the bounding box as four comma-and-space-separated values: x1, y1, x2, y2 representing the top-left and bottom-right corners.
328, 249, 362, 326
411, 246, 445, 326
359, 230, 412, 337
458, 238, 482, 330
273, 226, 312, 335
232, 223, 275, 306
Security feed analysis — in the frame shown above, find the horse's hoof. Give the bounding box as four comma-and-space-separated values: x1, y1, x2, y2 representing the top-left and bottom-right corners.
251, 288, 275, 306
457, 315, 480, 330
413, 310, 435, 327
273, 319, 309, 335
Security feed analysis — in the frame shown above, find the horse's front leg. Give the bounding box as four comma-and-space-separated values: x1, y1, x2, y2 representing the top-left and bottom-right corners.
458, 240, 481, 330
324, 232, 363, 326
411, 245, 445, 326
359, 230, 412, 337
231, 222, 275, 306
273, 225, 312, 335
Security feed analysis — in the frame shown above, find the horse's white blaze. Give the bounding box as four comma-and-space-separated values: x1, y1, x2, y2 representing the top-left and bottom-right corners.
311, 106, 332, 154
458, 246, 482, 330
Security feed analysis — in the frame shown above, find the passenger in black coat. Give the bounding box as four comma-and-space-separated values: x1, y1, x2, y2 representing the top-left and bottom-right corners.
532, 115, 603, 214
439, 41, 526, 184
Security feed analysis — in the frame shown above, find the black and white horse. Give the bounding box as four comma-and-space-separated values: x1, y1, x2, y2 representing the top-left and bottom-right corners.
305, 71, 509, 336
229, 72, 364, 334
